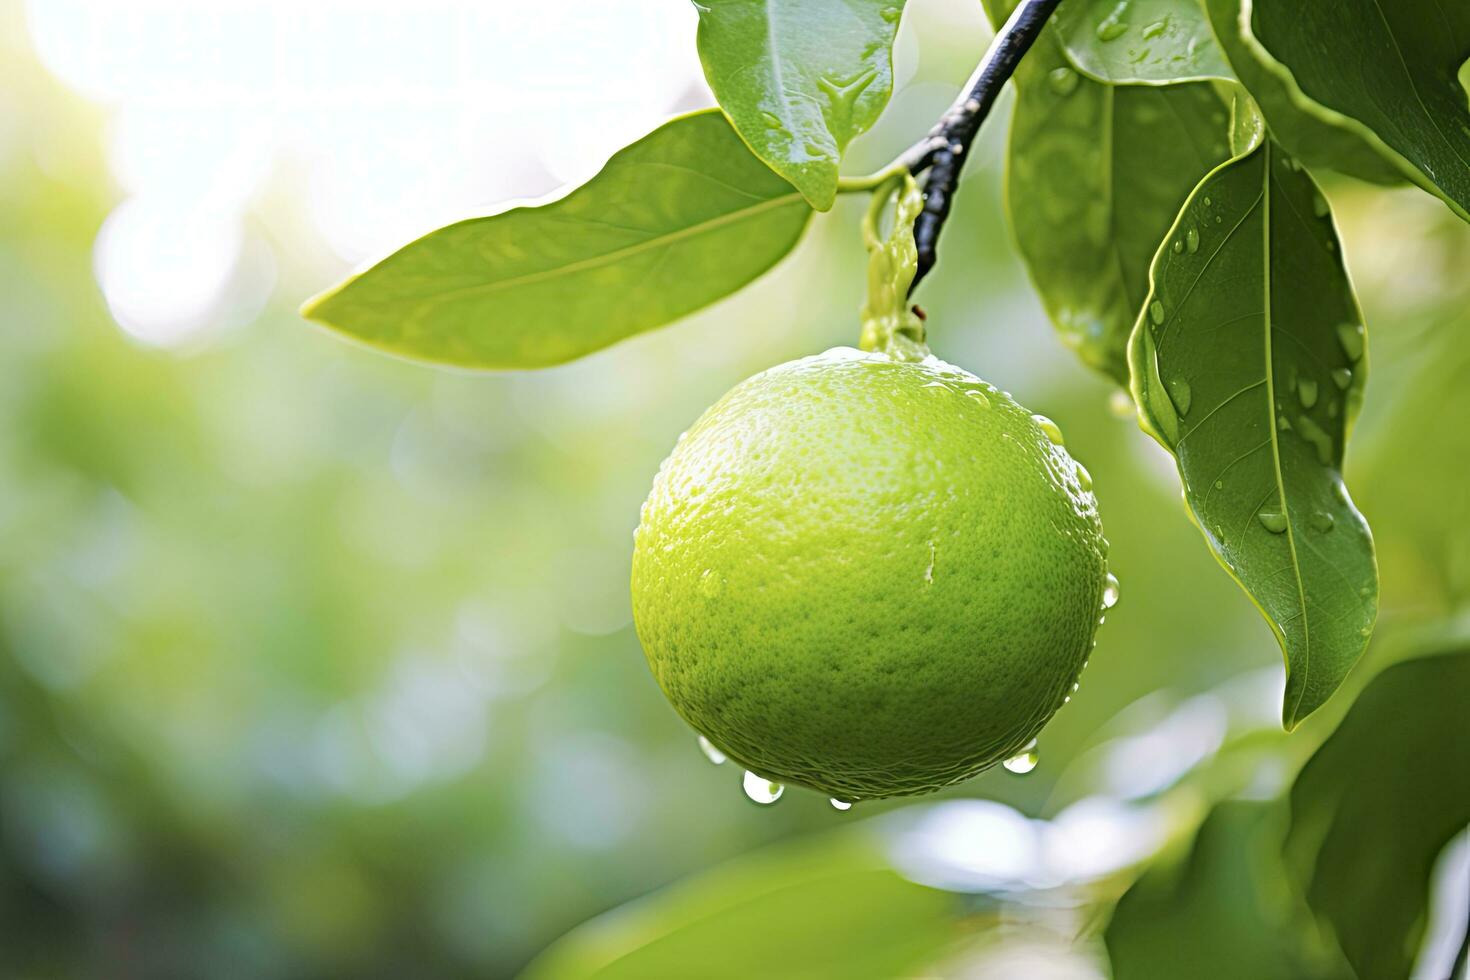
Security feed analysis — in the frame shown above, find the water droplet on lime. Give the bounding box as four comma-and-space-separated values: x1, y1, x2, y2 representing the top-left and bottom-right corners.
1003, 740, 1039, 774
1033, 414, 1065, 446
742, 771, 784, 804
698, 735, 728, 765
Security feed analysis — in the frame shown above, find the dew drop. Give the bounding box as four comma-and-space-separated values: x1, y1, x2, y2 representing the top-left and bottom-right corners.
1295, 414, 1334, 465
1203, 196, 1212, 207
830, 798, 853, 811
1033, 414, 1065, 446
1214, 479, 1223, 490
1102, 571, 1121, 609
879, 5, 901, 22
1166, 377, 1192, 415
759, 110, 784, 130
1173, 238, 1184, 254
698, 735, 727, 765
1331, 367, 1352, 390
1312, 191, 1330, 218
1003, 740, 1039, 774
1047, 66, 1080, 96
1149, 300, 1165, 325
1298, 377, 1319, 409
1096, 18, 1128, 41
1277, 415, 1292, 432
922, 380, 948, 392
965, 388, 991, 409
1075, 461, 1093, 492
1142, 18, 1167, 38
1309, 511, 1335, 533
1335, 322, 1365, 362
1215, 215, 1222, 224
1257, 509, 1288, 534
1185, 226, 1200, 253
742, 771, 784, 804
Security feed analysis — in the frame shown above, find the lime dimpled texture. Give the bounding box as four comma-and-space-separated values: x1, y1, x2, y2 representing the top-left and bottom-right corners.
632, 347, 1109, 801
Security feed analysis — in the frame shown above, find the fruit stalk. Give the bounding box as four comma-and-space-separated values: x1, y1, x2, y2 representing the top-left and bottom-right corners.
900, 0, 1064, 292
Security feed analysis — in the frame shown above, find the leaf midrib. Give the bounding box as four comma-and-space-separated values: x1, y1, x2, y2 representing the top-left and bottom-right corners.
1259, 142, 1312, 723
408, 191, 805, 309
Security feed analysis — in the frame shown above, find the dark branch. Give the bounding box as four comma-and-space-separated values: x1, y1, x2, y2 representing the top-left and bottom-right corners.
905, 0, 1063, 294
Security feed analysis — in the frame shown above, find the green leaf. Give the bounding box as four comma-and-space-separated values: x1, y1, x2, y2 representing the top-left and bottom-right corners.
1284, 650, 1470, 980
1244, 0, 1470, 221
1201, 0, 1417, 188
693, 0, 907, 211
301, 110, 811, 370
1054, 0, 1235, 84
1127, 140, 1378, 729
1003, 19, 1234, 383
519, 830, 960, 979
1106, 801, 1353, 980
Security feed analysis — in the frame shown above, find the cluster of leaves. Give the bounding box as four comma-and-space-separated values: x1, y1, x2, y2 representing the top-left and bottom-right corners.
1020, 0, 1470, 730
302, 0, 1470, 730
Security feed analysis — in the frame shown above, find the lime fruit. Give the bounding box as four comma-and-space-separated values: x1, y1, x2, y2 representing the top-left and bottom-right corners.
631, 347, 1109, 800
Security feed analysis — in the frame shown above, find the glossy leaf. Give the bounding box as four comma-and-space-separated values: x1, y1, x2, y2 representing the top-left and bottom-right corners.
694, 0, 906, 211
1244, 0, 1470, 222
1128, 140, 1377, 729
1106, 801, 1352, 980
302, 111, 812, 369
520, 830, 959, 979
1201, 0, 1403, 186
1285, 650, 1470, 980
1055, 0, 1234, 84
1001, 9, 1234, 383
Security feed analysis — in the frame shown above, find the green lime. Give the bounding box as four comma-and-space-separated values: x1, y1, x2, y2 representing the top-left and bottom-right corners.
632, 347, 1109, 800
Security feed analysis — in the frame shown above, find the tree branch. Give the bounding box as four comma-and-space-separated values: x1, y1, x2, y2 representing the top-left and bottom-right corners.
904, 0, 1063, 294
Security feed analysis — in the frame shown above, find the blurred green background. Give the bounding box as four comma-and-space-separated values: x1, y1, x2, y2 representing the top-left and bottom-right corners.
1, 2, 1466, 977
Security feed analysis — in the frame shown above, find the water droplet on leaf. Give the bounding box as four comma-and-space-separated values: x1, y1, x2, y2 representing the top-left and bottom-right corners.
1335, 322, 1365, 361
1295, 414, 1334, 465
1331, 368, 1352, 390
1309, 511, 1335, 533
1185, 226, 1199, 253
1258, 509, 1288, 533
1102, 571, 1121, 608
1166, 377, 1192, 415
1149, 300, 1165, 325
1047, 66, 1080, 96
1298, 377, 1318, 409
1142, 18, 1167, 38
830, 798, 853, 811
1075, 461, 1093, 492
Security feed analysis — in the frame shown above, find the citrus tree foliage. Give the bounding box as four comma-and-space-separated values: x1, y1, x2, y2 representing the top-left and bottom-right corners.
692, 0, 908, 211
302, 2, 1470, 745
